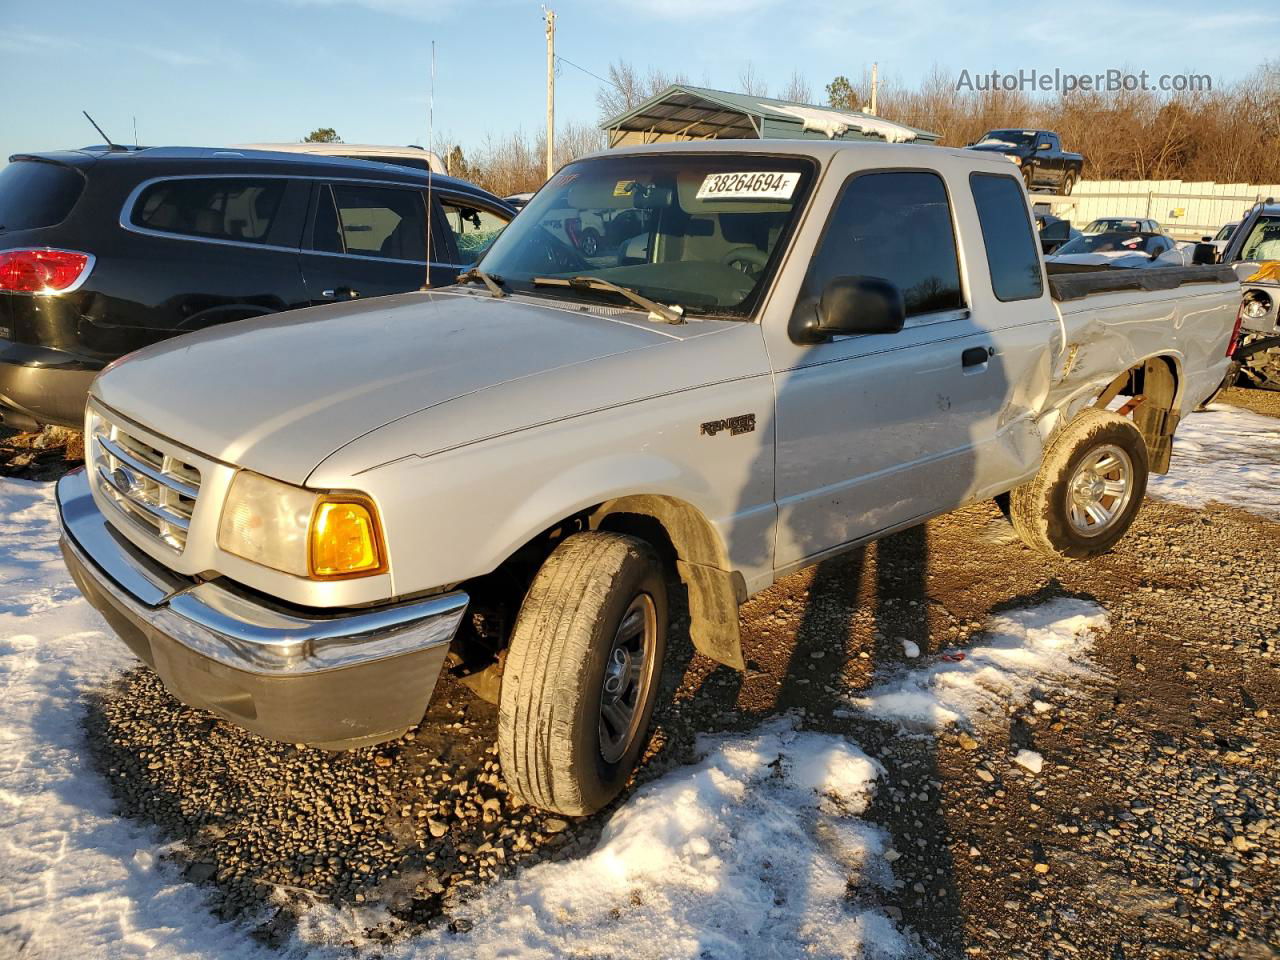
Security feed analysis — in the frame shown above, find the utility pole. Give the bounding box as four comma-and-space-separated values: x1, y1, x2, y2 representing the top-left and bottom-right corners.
543, 6, 556, 180
870, 62, 878, 116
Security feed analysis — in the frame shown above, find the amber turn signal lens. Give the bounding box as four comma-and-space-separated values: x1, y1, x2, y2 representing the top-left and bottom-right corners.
309, 497, 387, 578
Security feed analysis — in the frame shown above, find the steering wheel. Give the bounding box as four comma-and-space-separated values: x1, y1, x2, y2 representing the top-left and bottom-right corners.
721, 245, 769, 276
533, 226, 592, 274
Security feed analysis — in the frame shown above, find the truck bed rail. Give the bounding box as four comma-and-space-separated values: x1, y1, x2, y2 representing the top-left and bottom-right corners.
1048, 264, 1237, 302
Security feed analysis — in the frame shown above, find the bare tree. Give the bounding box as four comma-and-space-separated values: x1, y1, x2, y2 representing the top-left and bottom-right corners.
595, 60, 688, 122
738, 61, 768, 98
779, 71, 812, 104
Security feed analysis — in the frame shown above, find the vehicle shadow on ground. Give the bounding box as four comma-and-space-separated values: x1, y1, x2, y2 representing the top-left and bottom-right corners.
644, 524, 965, 956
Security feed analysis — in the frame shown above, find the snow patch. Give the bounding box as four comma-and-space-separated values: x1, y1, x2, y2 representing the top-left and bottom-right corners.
296, 718, 921, 959
853, 598, 1107, 731
0, 479, 278, 960
765, 103, 919, 143
1147, 403, 1280, 519
1013, 750, 1044, 774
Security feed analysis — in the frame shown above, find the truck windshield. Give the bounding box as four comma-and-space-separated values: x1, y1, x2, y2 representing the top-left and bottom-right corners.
976, 131, 1034, 147
1237, 215, 1280, 261
476, 154, 814, 316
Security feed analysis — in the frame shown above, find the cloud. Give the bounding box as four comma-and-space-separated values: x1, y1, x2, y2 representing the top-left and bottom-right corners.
128, 45, 209, 68
272, 0, 468, 20
0, 30, 83, 53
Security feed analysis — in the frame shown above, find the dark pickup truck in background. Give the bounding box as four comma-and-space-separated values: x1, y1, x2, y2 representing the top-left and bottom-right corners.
967, 129, 1085, 195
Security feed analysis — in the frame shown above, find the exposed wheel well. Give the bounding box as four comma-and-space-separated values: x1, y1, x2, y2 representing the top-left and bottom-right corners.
1091, 354, 1180, 474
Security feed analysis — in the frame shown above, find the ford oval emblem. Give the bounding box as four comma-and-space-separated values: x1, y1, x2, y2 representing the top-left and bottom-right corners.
112, 465, 138, 494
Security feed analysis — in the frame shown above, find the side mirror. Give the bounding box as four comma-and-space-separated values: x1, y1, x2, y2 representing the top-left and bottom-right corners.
790, 276, 906, 344
1038, 142, 1051, 150
1200, 235, 1213, 242
1191, 243, 1219, 266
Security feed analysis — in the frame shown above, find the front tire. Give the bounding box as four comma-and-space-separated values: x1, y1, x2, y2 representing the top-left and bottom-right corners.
1009, 409, 1149, 559
497, 532, 668, 816
1062, 172, 1076, 195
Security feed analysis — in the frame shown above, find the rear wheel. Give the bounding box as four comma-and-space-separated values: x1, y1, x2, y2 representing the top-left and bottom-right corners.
497, 532, 667, 815
1010, 409, 1149, 559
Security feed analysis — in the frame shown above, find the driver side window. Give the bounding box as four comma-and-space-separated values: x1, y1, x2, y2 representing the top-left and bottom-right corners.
804, 170, 965, 319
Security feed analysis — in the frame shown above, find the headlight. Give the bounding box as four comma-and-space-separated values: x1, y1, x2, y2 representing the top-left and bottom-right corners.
1242, 293, 1271, 320
1008, 155, 1022, 166
217, 471, 386, 580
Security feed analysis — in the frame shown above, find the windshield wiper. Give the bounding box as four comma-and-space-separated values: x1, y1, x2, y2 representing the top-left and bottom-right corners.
455, 268, 507, 299
532, 276, 684, 325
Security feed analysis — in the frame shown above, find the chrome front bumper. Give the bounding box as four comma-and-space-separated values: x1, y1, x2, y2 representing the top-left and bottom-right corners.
56, 469, 468, 748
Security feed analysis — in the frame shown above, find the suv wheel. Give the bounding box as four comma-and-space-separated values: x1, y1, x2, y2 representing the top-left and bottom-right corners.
1009, 409, 1149, 559
579, 228, 601, 257
497, 532, 668, 815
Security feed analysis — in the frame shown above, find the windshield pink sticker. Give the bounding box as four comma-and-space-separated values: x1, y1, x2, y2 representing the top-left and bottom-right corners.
696, 171, 800, 201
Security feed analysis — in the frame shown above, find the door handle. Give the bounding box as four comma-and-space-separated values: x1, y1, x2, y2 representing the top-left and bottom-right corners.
962, 346, 993, 368
321, 287, 361, 301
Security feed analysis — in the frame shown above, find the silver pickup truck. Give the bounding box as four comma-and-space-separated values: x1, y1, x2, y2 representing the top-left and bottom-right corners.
56, 141, 1240, 816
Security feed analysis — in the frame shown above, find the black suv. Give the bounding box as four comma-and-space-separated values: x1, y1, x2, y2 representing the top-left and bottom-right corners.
0, 146, 514, 430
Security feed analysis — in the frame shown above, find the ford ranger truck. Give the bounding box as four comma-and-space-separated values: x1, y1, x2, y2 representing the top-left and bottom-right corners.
57, 141, 1241, 816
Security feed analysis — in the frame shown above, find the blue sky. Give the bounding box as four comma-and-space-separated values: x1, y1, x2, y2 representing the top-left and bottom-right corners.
1, 0, 1276, 164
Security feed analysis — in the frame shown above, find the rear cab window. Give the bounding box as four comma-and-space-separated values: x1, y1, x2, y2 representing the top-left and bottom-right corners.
969, 173, 1045, 302
132, 178, 295, 245
0, 160, 86, 231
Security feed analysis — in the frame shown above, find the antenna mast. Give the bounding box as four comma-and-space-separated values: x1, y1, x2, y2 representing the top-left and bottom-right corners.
543, 6, 556, 180
423, 40, 436, 290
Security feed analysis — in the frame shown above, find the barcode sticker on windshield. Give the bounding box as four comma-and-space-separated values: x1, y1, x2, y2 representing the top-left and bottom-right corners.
696, 171, 799, 200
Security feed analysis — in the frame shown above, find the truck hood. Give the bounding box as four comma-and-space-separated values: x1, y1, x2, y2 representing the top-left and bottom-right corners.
92, 290, 732, 485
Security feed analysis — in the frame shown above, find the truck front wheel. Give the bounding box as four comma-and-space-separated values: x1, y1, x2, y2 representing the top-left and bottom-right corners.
1009, 409, 1149, 559
497, 532, 668, 815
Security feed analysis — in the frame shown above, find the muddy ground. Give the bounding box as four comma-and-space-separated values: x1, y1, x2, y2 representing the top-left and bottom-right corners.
8, 389, 1278, 958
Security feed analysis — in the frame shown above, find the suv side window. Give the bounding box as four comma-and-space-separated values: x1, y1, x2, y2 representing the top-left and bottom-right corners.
439, 200, 510, 266
331, 183, 426, 261
970, 173, 1045, 302
133, 178, 287, 244
1045, 133, 1060, 151
805, 170, 964, 319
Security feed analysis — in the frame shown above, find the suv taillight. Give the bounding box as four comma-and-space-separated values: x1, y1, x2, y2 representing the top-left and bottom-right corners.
0, 249, 93, 294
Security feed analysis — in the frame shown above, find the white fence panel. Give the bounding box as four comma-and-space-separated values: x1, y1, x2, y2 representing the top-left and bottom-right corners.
1046, 180, 1280, 240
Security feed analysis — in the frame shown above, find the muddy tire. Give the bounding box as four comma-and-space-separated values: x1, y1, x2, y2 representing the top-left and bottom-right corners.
1238, 338, 1280, 391
497, 532, 667, 816
1009, 409, 1149, 559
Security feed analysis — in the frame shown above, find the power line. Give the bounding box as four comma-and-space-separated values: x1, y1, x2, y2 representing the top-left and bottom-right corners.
554, 53, 621, 91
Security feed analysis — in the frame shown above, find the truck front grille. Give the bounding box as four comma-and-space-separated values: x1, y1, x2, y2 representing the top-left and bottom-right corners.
89, 414, 201, 552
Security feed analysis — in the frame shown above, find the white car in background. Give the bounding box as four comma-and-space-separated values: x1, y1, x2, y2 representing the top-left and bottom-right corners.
1082, 217, 1163, 235
1204, 221, 1240, 259
235, 142, 447, 175
1046, 230, 1191, 269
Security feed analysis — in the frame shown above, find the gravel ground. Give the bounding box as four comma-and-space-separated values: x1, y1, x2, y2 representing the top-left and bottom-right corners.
45, 390, 1280, 957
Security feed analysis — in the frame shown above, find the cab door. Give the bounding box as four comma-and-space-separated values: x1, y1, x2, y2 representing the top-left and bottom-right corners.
764, 166, 1054, 570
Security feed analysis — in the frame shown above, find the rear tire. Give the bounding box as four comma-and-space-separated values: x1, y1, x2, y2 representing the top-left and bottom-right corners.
497, 531, 667, 816
1010, 409, 1149, 559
